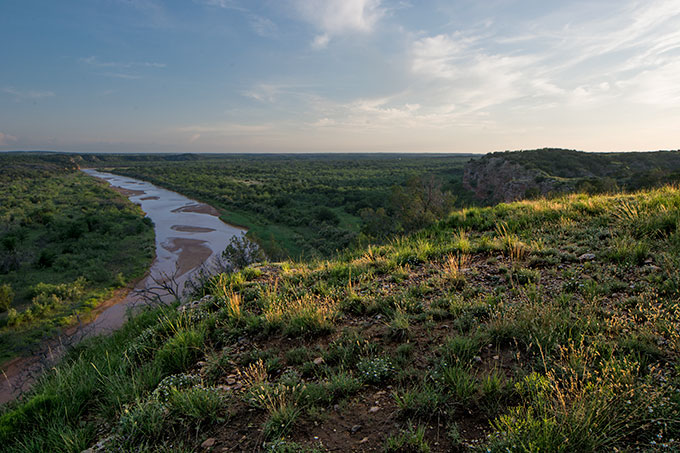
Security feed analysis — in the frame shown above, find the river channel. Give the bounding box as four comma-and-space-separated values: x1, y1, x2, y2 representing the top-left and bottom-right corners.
81, 169, 246, 333
0, 171, 244, 403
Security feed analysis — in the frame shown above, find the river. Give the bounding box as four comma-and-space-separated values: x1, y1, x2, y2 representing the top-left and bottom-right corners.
81, 169, 246, 333
0, 170, 245, 403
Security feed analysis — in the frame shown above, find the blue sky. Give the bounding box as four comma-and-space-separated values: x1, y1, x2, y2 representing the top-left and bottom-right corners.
1, 0, 679, 153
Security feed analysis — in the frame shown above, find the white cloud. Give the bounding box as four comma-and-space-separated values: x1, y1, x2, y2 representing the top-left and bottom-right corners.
80, 56, 166, 69
249, 15, 278, 38
79, 56, 165, 79
294, 0, 384, 48
0, 132, 18, 146
3, 87, 55, 101
312, 33, 330, 50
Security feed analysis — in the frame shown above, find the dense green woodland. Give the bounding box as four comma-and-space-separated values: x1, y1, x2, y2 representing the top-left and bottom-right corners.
78, 153, 473, 259
0, 154, 154, 361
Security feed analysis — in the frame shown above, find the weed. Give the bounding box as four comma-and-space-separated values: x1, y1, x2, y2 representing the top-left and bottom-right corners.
357, 356, 396, 385
384, 424, 431, 453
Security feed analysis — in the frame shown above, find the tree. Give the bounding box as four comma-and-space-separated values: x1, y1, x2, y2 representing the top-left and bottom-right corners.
0, 283, 14, 312
391, 175, 456, 232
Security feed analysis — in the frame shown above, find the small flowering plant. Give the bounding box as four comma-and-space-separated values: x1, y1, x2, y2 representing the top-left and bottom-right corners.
357, 356, 395, 385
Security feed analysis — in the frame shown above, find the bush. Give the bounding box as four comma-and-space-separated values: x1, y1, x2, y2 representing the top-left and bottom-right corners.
357, 356, 395, 385
0, 283, 14, 312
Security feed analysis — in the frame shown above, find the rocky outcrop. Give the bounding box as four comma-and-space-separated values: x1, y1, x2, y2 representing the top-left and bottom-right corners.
463, 156, 573, 203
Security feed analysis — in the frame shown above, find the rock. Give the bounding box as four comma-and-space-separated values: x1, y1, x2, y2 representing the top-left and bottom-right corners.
359, 437, 369, 444
473, 356, 482, 363
579, 253, 596, 261
201, 438, 216, 449
351, 424, 362, 434
369, 406, 380, 413
313, 357, 325, 365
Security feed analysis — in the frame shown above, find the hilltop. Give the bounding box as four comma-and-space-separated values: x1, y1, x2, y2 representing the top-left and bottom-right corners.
2, 184, 679, 452
463, 148, 680, 203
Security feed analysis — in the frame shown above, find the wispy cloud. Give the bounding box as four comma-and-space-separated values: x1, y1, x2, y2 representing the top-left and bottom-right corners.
0, 132, 18, 146
80, 56, 165, 79
80, 56, 166, 69
403, 0, 680, 116
198, 0, 278, 38
293, 0, 384, 49
3, 87, 55, 101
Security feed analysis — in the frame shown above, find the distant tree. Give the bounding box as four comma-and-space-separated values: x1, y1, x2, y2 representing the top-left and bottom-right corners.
0, 283, 14, 312
359, 207, 394, 238
391, 175, 456, 232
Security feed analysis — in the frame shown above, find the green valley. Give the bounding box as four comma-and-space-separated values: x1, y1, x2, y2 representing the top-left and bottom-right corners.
2, 150, 679, 452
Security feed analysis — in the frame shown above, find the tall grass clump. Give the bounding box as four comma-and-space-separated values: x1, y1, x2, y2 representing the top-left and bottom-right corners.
488, 342, 675, 452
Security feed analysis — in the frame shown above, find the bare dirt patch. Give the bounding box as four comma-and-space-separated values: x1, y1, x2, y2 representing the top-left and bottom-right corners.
172, 203, 221, 216
171, 225, 216, 233
112, 186, 145, 197
162, 237, 213, 276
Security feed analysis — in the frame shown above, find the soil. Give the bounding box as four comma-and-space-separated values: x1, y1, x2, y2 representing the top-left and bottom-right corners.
111, 186, 146, 197
162, 238, 214, 277
171, 225, 216, 233
172, 203, 221, 217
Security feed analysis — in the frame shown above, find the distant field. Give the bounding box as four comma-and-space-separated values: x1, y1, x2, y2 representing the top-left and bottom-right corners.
79, 153, 476, 259
0, 154, 155, 362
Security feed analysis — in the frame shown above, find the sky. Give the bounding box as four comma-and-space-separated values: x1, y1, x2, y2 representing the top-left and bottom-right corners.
1, 0, 679, 154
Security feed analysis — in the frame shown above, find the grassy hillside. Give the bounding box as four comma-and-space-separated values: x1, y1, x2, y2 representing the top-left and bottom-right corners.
2, 185, 679, 451
0, 154, 155, 362
76, 153, 473, 259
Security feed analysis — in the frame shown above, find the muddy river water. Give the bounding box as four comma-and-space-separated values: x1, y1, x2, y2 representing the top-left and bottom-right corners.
0, 170, 244, 403
81, 169, 246, 332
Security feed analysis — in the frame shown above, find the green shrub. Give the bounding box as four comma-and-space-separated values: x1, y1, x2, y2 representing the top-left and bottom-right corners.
357, 356, 395, 385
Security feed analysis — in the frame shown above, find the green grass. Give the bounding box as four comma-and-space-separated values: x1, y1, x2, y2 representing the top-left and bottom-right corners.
4, 184, 680, 451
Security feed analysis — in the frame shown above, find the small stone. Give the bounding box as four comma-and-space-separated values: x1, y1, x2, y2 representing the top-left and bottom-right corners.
201, 438, 216, 449
333, 404, 340, 411
359, 437, 369, 444
351, 424, 362, 434
473, 356, 482, 363
579, 253, 596, 261
313, 357, 325, 365
369, 406, 380, 413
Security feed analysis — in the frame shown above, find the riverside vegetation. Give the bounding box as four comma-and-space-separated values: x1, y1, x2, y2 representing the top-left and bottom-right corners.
0, 154, 155, 362
76, 153, 473, 259
1, 178, 679, 451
